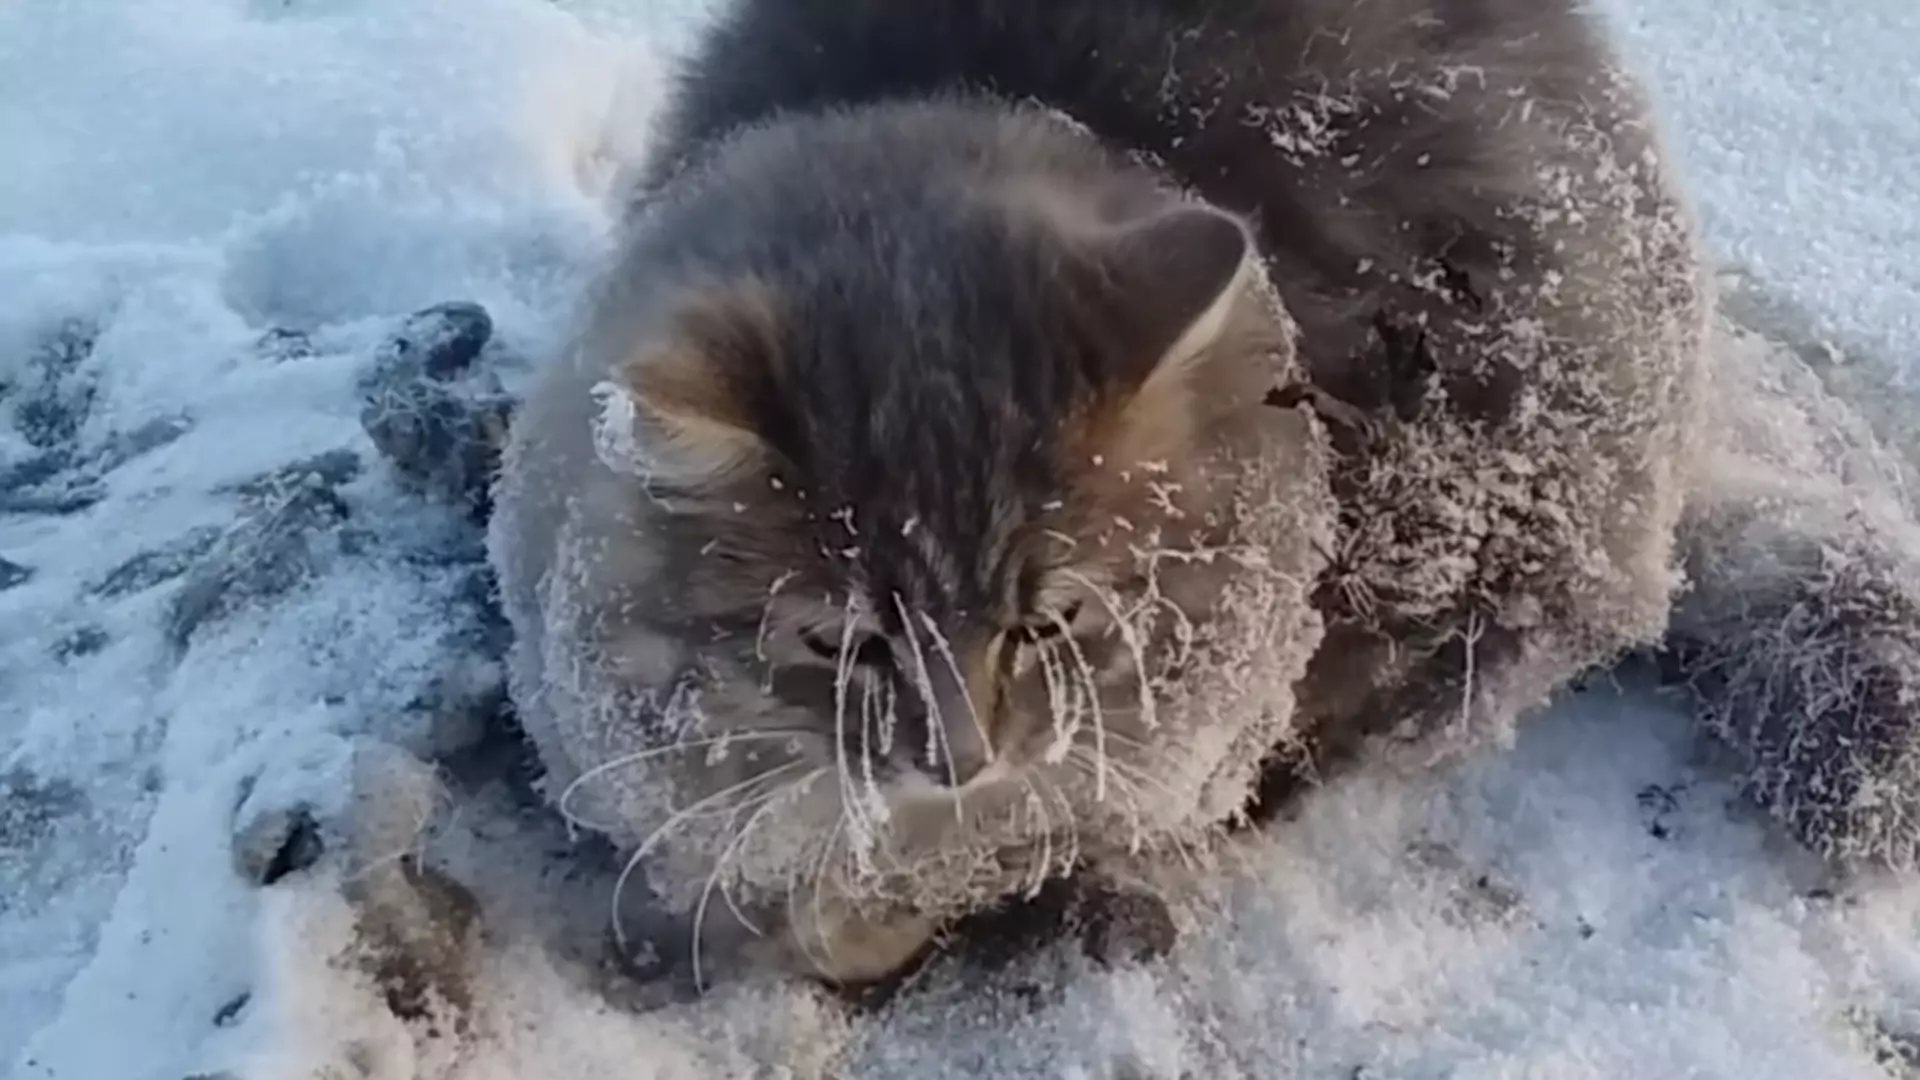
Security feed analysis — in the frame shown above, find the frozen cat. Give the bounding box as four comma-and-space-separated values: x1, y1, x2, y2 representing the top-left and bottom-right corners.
489, 0, 1712, 986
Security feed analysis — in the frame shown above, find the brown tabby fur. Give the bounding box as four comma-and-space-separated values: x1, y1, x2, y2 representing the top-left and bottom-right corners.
489, 0, 1712, 986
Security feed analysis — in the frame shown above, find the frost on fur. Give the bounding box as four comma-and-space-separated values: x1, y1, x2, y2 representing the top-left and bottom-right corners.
1283, 71, 1712, 776
1670, 298, 1920, 870
486, 16, 1718, 988
514, 395, 1337, 987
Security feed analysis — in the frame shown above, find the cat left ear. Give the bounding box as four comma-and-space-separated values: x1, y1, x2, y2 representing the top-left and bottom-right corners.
1090, 202, 1257, 390
597, 281, 783, 490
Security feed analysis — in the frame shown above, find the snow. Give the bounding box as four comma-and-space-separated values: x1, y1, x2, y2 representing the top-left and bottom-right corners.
2, 1, 1918, 1078
1593, 0, 1920, 368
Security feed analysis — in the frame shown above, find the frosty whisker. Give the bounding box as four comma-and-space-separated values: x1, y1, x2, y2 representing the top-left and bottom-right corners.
919, 614, 993, 762
831, 600, 882, 869
1018, 776, 1055, 898
557, 730, 813, 830
1034, 634, 1077, 751
1035, 772, 1081, 876
1065, 750, 1148, 852
785, 815, 847, 979
1047, 606, 1109, 801
1061, 568, 1158, 731
692, 768, 826, 991
610, 759, 808, 955
895, 595, 963, 817
1070, 750, 1204, 870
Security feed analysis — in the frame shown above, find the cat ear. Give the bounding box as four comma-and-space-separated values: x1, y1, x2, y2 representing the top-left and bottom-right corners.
1062, 202, 1263, 473
597, 283, 782, 489
1091, 202, 1257, 390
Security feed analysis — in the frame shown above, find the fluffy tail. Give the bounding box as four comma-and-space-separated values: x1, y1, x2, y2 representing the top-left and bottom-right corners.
1668, 271, 1920, 870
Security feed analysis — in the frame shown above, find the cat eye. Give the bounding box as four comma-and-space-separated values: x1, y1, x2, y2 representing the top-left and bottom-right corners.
801, 628, 892, 669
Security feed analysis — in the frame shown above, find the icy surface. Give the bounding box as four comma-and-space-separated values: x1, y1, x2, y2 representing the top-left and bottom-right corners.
2, 1, 1918, 1078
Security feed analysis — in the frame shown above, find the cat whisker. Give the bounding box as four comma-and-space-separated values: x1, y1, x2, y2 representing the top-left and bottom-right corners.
1100, 748, 1194, 809
1018, 775, 1055, 898
1073, 726, 1197, 775
1144, 591, 1200, 683
784, 814, 847, 979
894, 595, 964, 817
918, 614, 993, 769
860, 668, 879, 791
1077, 727, 1152, 753
1048, 609, 1110, 801
1035, 770, 1081, 878
710, 795, 800, 943
1035, 635, 1109, 806
1034, 635, 1075, 755
1066, 749, 1206, 872
1084, 733, 1230, 826
557, 730, 814, 830
831, 607, 880, 867
609, 759, 809, 956
856, 666, 903, 857
808, 819, 864, 973
1061, 569, 1158, 732
751, 569, 801, 674
692, 767, 828, 992
1063, 747, 1139, 815
1062, 749, 1146, 847
1094, 770, 1198, 870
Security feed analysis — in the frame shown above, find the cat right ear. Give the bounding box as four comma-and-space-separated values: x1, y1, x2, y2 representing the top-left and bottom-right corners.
1113, 203, 1259, 384
596, 283, 783, 490
1093, 201, 1259, 390
1058, 202, 1272, 470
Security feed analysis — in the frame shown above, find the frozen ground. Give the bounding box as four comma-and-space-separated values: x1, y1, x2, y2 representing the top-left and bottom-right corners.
3, 1, 1919, 1078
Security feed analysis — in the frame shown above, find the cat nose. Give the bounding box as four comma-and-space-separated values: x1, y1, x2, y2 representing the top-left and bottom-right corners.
899, 663, 994, 787
936, 728, 993, 788
876, 629, 1014, 788
896, 704, 992, 787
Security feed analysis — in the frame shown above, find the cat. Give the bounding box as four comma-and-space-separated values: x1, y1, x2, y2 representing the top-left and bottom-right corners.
488, 0, 1719, 988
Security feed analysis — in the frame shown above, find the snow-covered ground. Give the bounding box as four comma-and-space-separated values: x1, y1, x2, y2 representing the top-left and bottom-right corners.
3, 1, 1918, 1078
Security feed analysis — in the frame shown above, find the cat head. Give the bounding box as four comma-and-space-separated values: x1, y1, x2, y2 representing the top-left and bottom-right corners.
579, 105, 1312, 915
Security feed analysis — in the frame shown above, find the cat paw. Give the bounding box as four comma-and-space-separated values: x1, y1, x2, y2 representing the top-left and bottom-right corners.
787, 904, 943, 990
